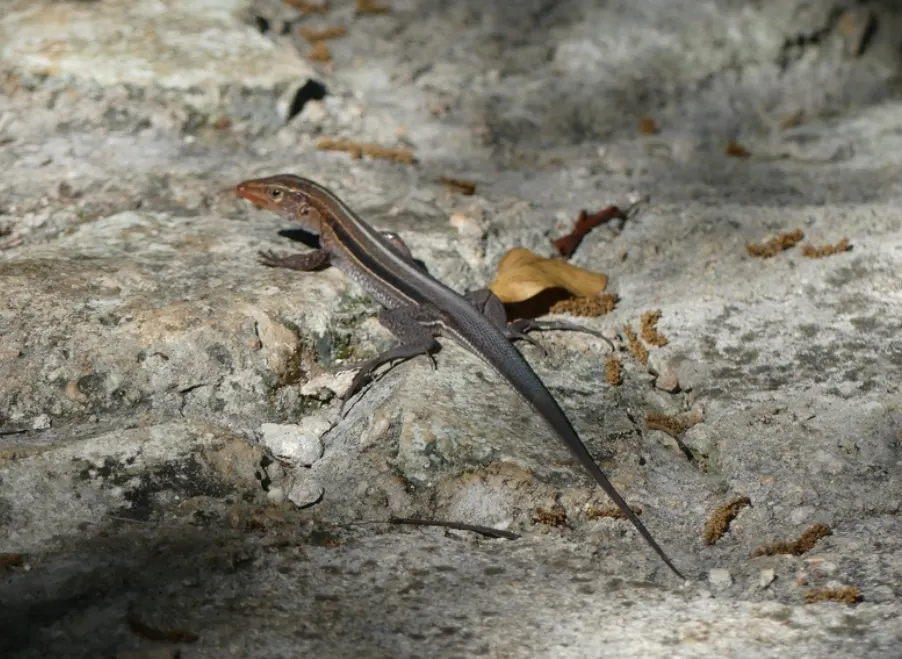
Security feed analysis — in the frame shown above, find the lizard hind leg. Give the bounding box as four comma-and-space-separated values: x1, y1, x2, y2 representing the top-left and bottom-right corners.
465, 287, 613, 352
339, 306, 440, 415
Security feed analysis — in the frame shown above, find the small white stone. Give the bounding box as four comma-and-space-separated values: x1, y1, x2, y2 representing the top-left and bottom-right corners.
759, 568, 777, 589
790, 505, 816, 525
266, 487, 285, 504
259, 419, 329, 467
654, 369, 680, 393
360, 409, 391, 447
31, 414, 51, 430
286, 478, 324, 508
708, 568, 733, 589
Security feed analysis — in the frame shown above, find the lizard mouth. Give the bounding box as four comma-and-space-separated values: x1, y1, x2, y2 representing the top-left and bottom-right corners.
235, 182, 267, 209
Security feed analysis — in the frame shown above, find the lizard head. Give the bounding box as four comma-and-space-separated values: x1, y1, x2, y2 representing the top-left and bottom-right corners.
235, 174, 322, 230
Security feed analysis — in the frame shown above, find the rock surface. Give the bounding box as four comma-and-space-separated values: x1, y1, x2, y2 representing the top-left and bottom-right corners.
1, 0, 901, 657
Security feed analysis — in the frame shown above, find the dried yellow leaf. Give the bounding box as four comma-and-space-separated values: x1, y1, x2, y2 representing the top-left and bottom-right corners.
487, 248, 608, 304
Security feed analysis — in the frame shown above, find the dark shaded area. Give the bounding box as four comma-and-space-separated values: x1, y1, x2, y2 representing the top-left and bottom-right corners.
287, 79, 328, 122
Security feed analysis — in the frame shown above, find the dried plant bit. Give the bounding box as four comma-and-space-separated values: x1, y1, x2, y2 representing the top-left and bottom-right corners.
549, 293, 617, 317
587, 503, 642, 520
801, 238, 851, 258
623, 325, 648, 365
356, 0, 389, 14
553, 205, 628, 258
804, 586, 861, 605
639, 116, 658, 134
488, 248, 608, 305
306, 40, 331, 62
316, 138, 415, 164
0, 553, 25, 568
645, 412, 690, 438
725, 141, 751, 158
297, 25, 347, 42
746, 229, 804, 258
645, 412, 695, 461
533, 505, 568, 527
780, 110, 807, 129
127, 609, 199, 643
439, 176, 476, 195
605, 355, 623, 386
703, 495, 752, 545
640, 309, 668, 346
751, 523, 832, 557
284, 0, 329, 13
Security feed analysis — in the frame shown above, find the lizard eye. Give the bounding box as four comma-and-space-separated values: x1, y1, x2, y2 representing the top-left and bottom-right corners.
300, 206, 309, 216
268, 187, 283, 200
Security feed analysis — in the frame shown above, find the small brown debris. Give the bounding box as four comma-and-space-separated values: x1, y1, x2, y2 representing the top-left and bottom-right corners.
356, 0, 389, 14
283, 0, 328, 12
549, 293, 617, 317
801, 238, 851, 259
316, 138, 415, 165
533, 505, 568, 527
309, 529, 343, 547
587, 503, 642, 520
0, 553, 25, 568
751, 523, 832, 558
57, 181, 81, 201
213, 117, 232, 130
779, 110, 807, 129
639, 116, 658, 134
306, 40, 331, 63
623, 325, 648, 365
804, 586, 861, 605
605, 356, 623, 386
725, 141, 751, 158
746, 229, 804, 258
703, 496, 752, 545
127, 609, 199, 644
553, 205, 627, 258
645, 412, 690, 438
646, 411, 697, 460
640, 309, 668, 347
297, 25, 347, 43
439, 176, 476, 195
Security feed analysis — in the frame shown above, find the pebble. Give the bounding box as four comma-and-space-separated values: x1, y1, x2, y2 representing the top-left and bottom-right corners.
759, 569, 777, 589
286, 478, 324, 509
259, 418, 328, 467
708, 568, 733, 589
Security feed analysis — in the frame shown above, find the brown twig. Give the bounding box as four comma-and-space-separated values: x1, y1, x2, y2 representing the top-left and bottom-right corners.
553, 206, 627, 258
439, 177, 476, 195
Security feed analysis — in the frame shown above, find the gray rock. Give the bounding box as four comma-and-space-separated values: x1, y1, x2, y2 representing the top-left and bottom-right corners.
259, 419, 327, 467
1, 0, 902, 656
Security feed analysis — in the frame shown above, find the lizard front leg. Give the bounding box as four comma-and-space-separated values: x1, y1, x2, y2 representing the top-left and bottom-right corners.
339, 306, 440, 413
258, 248, 330, 271
464, 288, 613, 352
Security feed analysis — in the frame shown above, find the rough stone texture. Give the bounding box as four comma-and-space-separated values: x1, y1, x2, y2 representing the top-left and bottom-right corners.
1, 0, 901, 657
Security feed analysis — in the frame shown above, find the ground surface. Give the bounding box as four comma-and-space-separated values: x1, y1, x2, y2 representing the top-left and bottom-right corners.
1, 1, 901, 657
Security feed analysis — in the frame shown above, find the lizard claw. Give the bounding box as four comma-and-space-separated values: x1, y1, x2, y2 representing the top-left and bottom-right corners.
257, 250, 283, 268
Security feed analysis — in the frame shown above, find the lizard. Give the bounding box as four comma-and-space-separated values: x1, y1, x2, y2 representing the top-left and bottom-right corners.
236, 173, 685, 579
